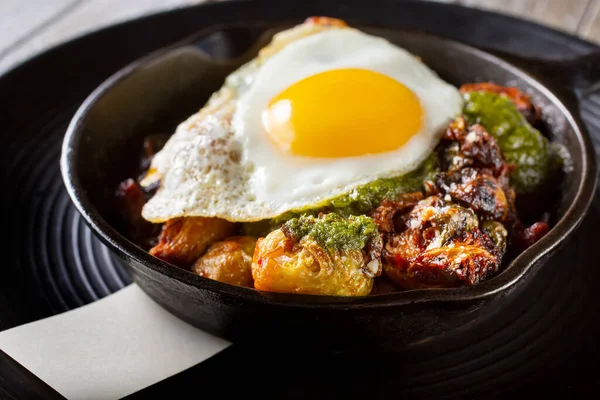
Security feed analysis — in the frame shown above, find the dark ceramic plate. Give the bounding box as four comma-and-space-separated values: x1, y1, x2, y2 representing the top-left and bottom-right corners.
2, 0, 600, 397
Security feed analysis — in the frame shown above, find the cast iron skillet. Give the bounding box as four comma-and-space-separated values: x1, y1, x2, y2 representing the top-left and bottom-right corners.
61, 1, 599, 352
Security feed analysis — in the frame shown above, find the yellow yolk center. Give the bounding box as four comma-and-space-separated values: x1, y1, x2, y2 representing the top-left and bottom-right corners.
262, 68, 423, 158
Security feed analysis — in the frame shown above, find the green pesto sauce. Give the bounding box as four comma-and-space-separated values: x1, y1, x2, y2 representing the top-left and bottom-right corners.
283, 213, 378, 251
462, 91, 551, 194
242, 153, 438, 236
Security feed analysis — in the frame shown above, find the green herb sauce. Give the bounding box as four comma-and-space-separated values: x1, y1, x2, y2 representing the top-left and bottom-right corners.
283, 213, 378, 251
462, 91, 551, 194
242, 153, 438, 236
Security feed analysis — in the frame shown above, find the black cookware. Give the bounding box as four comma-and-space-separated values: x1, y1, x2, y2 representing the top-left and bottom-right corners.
60, 0, 599, 352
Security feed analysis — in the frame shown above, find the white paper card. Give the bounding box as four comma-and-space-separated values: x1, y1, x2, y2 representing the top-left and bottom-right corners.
0, 284, 231, 399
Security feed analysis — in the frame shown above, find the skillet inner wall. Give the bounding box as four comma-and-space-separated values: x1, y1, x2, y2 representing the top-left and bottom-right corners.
75, 23, 580, 242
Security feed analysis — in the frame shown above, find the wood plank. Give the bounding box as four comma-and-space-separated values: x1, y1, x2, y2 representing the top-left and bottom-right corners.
0, 0, 597, 75
0, 0, 206, 73
0, 0, 78, 57
458, 0, 592, 34
578, 0, 600, 44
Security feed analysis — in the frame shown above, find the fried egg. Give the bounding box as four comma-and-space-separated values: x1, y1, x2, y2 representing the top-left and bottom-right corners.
141, 19, 463, 223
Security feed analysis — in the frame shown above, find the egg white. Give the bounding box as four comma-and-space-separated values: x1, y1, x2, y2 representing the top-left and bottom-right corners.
234, 28, 462, 209
142, 26, 463, 223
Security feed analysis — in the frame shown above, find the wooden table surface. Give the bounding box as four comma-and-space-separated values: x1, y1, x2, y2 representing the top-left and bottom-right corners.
0, 0, 599, 74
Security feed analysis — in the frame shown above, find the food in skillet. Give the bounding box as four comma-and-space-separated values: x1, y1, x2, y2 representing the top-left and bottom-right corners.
115, 17, 564, 296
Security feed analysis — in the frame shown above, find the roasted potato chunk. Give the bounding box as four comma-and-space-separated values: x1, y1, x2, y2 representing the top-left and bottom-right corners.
252, 228, 379, 296
192, 236, 256, 287
149, 217, 235, 268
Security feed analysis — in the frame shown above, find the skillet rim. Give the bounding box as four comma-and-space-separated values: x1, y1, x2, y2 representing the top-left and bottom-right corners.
60, 9, 598, 309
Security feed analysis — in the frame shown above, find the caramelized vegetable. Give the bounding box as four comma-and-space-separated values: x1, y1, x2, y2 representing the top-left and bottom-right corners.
436, 117, 517, 224
441, 117, 506, 175
119, 77, 558, 296
436, 168, 509, 222
193, 236, 256, 287
370, 193, 424, 233
149, 217, 235, 268
374, 196, 507, 289
252, 214, 382, 296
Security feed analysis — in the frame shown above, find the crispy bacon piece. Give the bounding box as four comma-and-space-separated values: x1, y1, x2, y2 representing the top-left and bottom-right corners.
375, 196, 507, 289
460, 82, 542, 125
149, 217, 235, 268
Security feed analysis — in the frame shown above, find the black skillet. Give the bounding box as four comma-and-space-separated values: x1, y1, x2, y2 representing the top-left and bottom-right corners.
60, 2, 599, 353
3, 0, 600, 397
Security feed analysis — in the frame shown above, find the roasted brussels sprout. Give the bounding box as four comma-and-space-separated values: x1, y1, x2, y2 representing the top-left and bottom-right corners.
436, 117, 517, 224
370, 193, 424, 233
373, 196, 507, 289
149, 217, 235, 268
193, 236, 256, 287
252, 214, 382, 296
436, 168, 509, 222
441, 117, 506, 175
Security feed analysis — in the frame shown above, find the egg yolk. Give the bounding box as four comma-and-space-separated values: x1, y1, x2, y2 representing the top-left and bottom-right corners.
262, 68, 423, 158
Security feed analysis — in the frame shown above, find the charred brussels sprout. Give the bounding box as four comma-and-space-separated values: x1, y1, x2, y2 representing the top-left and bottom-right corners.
374, 196, 508, 289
